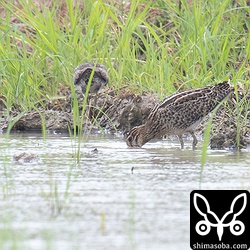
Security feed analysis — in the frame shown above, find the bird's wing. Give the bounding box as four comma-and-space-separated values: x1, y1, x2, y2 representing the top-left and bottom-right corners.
95, 67, 109, 83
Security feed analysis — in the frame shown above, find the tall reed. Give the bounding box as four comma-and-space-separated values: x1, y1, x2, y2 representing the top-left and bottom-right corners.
1, 0, 248, 107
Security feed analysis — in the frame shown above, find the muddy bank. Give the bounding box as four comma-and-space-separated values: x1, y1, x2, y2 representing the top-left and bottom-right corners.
1, 86, 250, 149
0, 86, 158, 132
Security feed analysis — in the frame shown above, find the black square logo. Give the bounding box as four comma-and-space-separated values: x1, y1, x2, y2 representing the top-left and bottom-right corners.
190, 190, 250, 250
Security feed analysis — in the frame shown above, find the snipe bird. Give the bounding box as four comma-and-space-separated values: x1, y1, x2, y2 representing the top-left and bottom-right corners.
73, 62, 109, 94
126, 80, 233, 149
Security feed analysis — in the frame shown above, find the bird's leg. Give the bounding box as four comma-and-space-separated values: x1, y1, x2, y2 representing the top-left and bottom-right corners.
87, 94, 99, 120
178, 135, 184, 149
94, 93, 98, 107
86, 95, 92, 119
88, 94, 98, 121
190, 131, 198, 150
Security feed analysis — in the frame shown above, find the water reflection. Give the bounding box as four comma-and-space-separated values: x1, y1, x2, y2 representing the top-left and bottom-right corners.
0, 132, 249, 250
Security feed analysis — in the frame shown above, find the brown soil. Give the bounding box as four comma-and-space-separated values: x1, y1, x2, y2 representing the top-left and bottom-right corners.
1, 86, 250, 150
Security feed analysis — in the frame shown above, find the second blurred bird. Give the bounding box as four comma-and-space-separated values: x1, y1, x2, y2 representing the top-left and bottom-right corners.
73, 62, 109, 95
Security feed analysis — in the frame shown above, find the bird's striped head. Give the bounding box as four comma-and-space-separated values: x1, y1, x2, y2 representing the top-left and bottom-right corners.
125, 125, 149, 148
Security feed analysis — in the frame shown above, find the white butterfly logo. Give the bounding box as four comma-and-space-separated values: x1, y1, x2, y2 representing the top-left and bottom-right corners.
193, 193, 247, 241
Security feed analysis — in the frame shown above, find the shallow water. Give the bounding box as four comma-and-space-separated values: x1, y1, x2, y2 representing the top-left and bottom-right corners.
0, 132, 249, 250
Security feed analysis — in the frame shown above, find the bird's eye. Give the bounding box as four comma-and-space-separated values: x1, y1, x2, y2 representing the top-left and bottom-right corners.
124, 131, 129, 138
127, 136, 133, 142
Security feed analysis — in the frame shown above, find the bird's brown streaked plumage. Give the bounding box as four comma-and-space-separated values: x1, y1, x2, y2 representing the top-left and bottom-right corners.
73, 62, 108, 94
125, 80, 234, 149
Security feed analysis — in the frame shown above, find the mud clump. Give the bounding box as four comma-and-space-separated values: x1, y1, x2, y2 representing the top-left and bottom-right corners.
8, 109, 72, 131
209, 109, 249, 150
98, 91, 158, 132
13, 152, 39, 163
